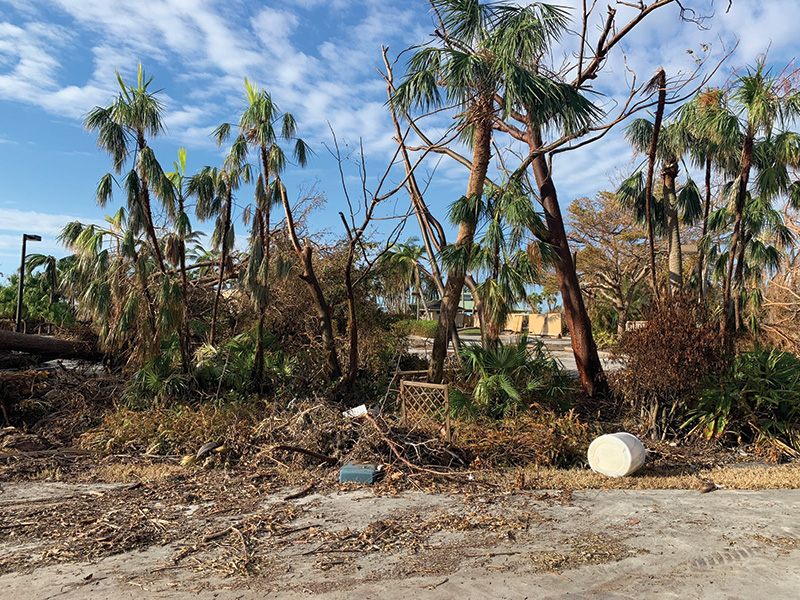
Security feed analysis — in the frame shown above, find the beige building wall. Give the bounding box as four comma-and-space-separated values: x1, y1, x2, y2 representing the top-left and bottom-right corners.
504, 313, 526, 333
528, 313, 562, 337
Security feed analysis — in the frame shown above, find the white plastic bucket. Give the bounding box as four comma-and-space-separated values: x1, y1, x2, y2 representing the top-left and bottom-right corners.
587, 432, 646, 477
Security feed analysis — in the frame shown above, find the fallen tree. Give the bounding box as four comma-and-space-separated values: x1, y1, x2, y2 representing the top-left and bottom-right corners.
0, 330, 101, 361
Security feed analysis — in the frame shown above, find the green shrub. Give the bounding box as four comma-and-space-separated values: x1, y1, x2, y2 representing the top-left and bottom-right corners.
392, 318, 439, 338
451, 335, 572, 420
124, 331, 295, 407
685, 348, 800, 457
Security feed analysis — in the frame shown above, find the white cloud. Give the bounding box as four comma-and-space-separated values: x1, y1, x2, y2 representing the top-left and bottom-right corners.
1, 0, 800, 250
0, 207, 97, 235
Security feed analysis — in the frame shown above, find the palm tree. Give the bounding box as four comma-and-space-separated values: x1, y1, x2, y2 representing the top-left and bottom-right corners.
483, 3, 603, 396
641, 69, 666, 301
622, 118, 703, 296
676, 88, 741, 302
455, 182, 548, 349
394, 0, 592, 383
165, 148, 193, 373
381, 238, 431, 319
693, 60, 800, 334
188, 135, 252, 346
216, 80, 311, 386
85, 63, 175, 275
58, 212, 163, 363
25, 254, 58, 306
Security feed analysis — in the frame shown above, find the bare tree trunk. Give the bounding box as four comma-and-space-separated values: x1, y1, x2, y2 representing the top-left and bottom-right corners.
279, 183, 342, 381
344, 252, 359, 384
529, 129, 607, 397
616, 306, 627, 336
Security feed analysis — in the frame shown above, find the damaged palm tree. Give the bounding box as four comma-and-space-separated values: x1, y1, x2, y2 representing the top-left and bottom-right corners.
216, 80, 311, 387
393, 0, 585, 383
188, 135, 252, 347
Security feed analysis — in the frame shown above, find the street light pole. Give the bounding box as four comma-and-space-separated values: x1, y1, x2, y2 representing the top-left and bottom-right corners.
15, 233, 42, 333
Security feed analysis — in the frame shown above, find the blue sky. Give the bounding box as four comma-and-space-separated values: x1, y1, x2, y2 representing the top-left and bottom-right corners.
0, 0, 798, 278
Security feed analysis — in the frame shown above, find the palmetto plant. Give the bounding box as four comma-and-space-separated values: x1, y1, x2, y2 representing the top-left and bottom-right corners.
685, 348, 800, 456
452, 334, 569, 419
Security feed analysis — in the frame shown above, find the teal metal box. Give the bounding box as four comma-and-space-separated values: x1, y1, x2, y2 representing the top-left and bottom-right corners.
339, 463, 380, 484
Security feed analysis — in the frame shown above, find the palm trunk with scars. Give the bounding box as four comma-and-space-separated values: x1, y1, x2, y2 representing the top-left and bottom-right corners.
178, 208, 190, 374
662, 160, 683, 295
698, 157, 712, 302
210, 183, 232, 347
428, 95, 494, 383
723, 131, 754, 335
136, 133, 167, 274
252, 146, 273, 386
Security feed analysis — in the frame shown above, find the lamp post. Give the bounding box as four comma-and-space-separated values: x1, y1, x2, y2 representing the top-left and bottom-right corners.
15, 234, 42, 333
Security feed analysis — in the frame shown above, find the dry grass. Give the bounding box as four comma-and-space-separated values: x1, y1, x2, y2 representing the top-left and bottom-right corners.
490, 461, 800, 491
91, 461, 184, 483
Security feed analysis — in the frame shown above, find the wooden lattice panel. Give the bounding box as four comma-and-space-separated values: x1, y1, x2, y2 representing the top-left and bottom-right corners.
399, 380, 450, 442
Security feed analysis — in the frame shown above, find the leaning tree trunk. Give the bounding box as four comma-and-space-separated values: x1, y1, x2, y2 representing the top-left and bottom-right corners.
428, 96, 494, 383
279, 183, 342, 381
662, 159, 683, 295
644, 69, 667, 304
529, 128, 607, 397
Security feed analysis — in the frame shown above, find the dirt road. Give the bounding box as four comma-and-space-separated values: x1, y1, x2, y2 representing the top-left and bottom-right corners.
1, 481, 798, 599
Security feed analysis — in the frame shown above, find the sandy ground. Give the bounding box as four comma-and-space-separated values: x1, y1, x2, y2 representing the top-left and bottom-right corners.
1, 480, 798, 599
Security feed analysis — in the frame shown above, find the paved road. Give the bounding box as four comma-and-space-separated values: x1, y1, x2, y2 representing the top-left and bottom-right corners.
408, 333, 622, 377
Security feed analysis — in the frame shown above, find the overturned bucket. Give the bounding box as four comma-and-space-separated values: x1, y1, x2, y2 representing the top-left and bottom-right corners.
587, 433, 646, 477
